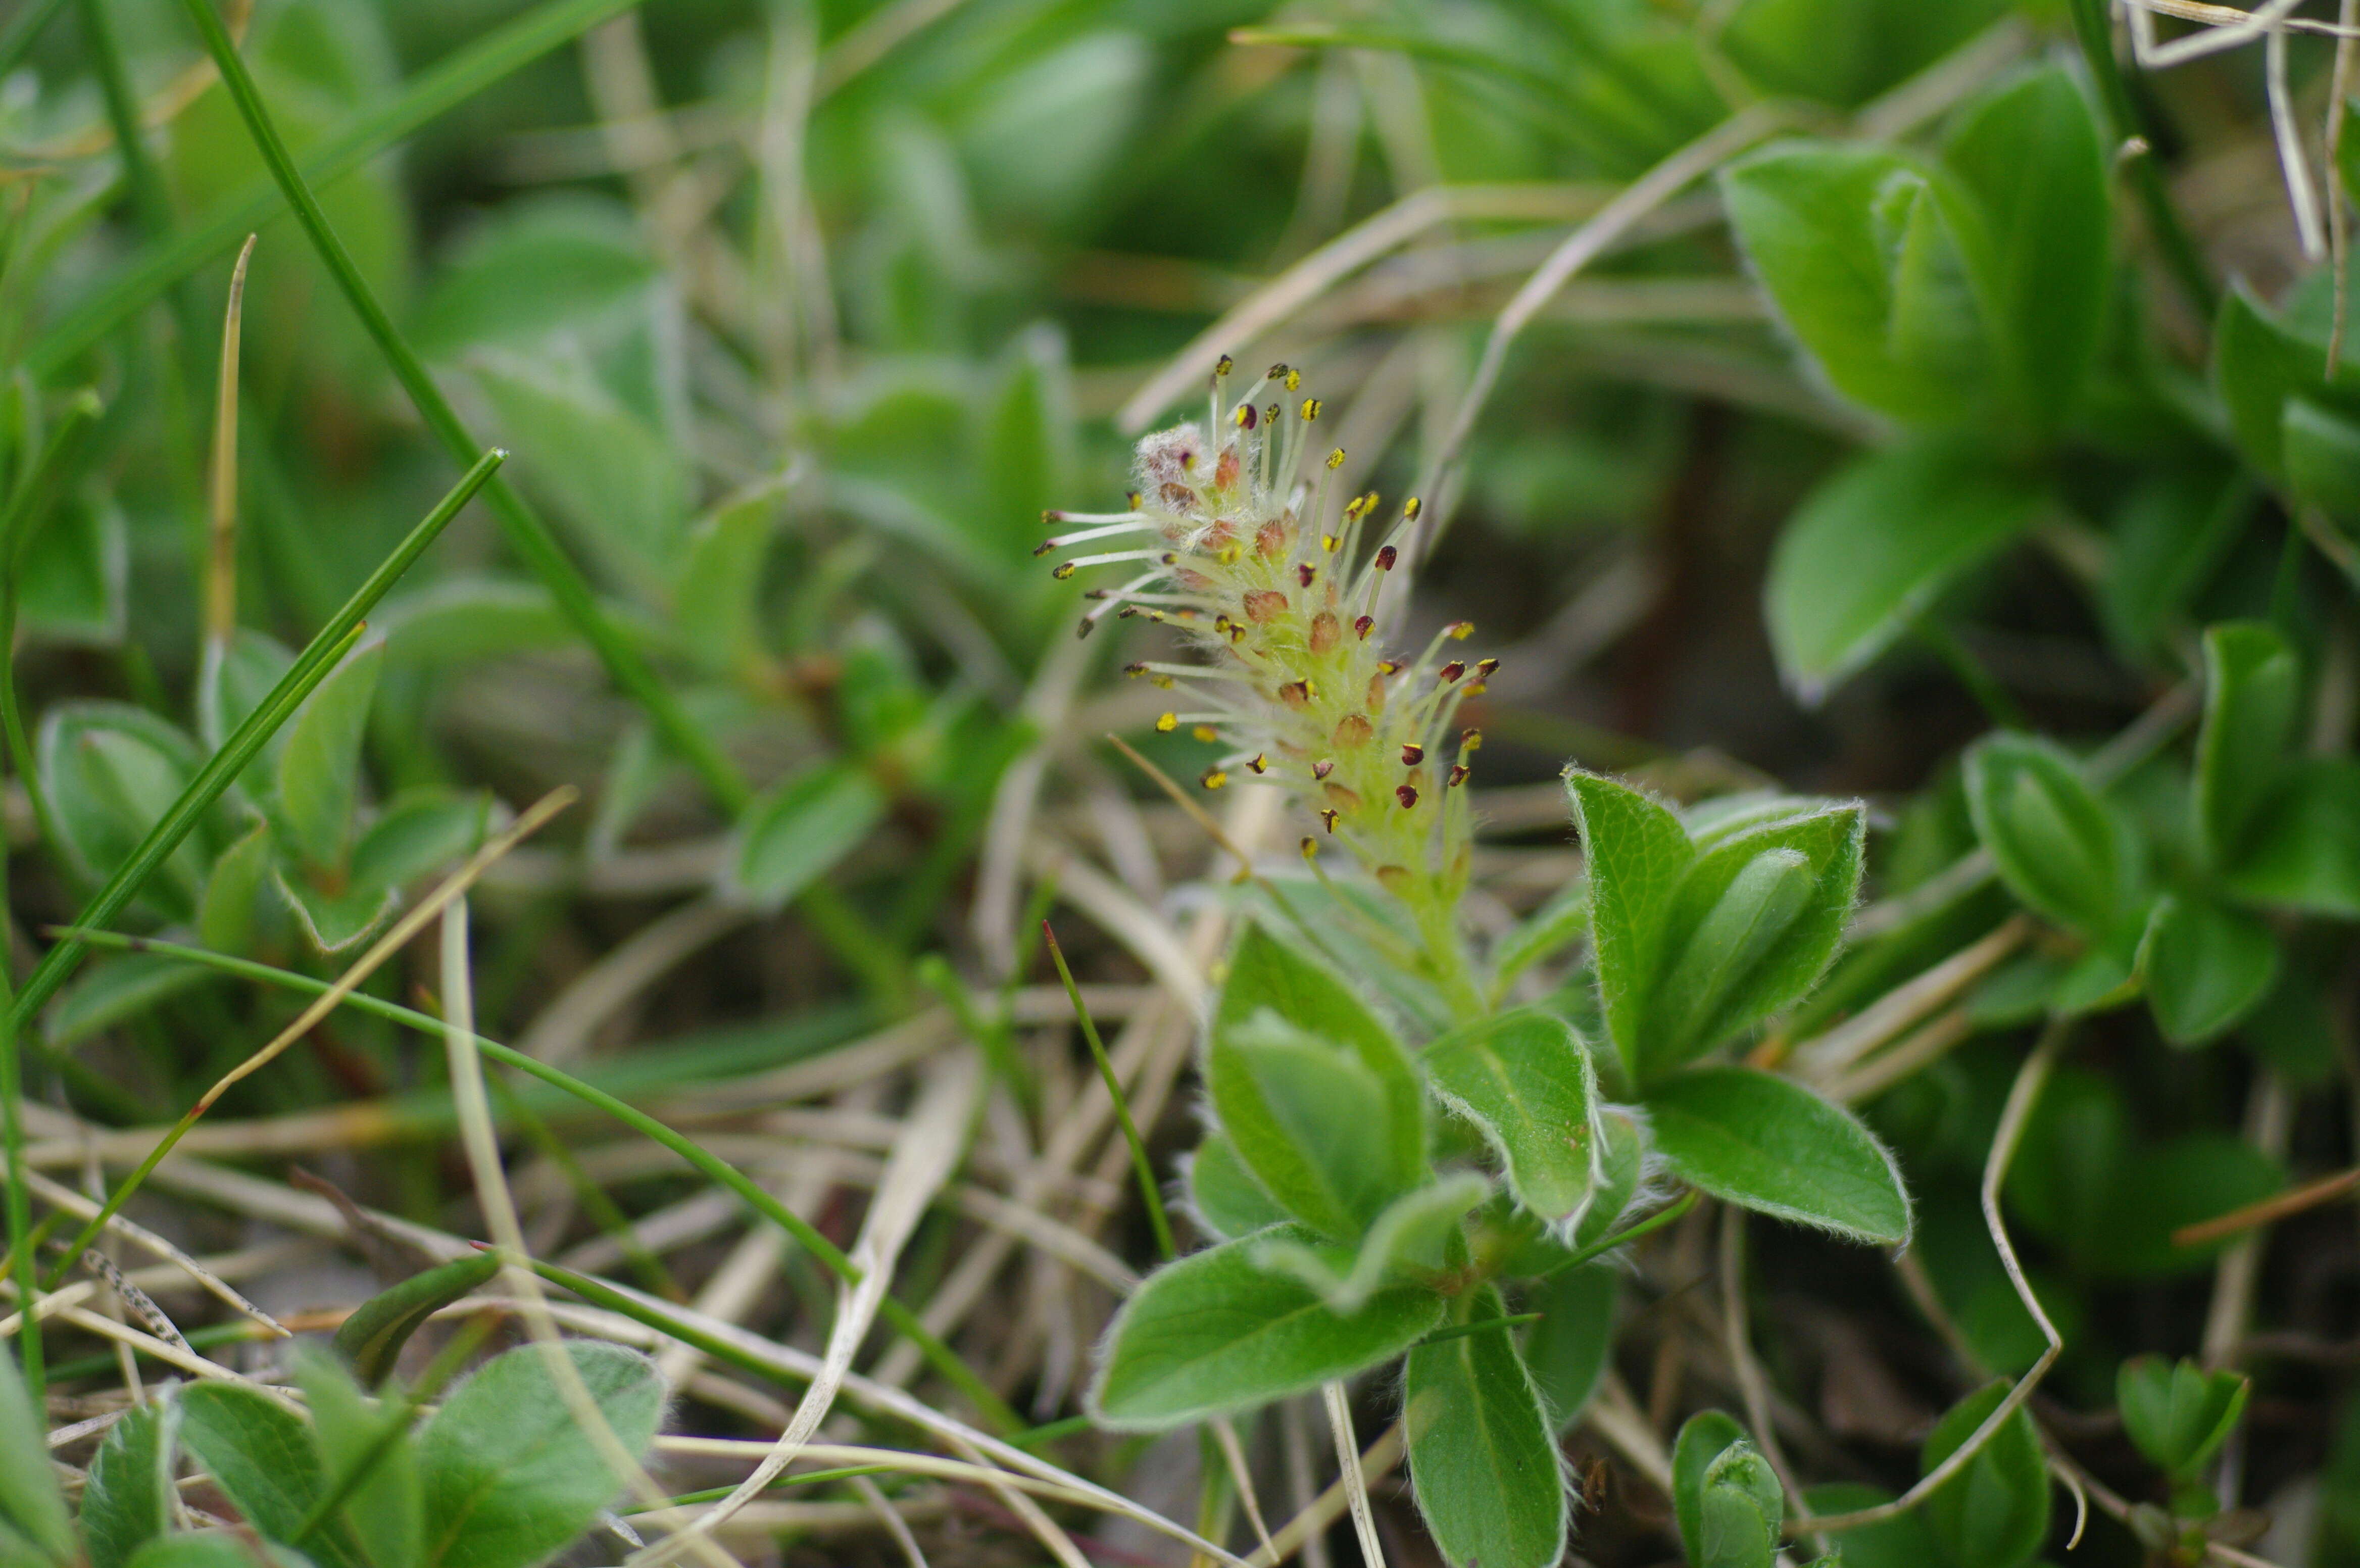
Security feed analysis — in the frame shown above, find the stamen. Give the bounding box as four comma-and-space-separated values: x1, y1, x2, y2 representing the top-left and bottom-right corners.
1396, 784, 1419, 809
1401, 743, 1424, 765
1038, 519, 1157, 554
1354, 615, 1374, 640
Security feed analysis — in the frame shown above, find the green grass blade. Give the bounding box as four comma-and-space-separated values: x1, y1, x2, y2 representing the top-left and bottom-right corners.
166, 0, 752, 815
27, 0, 647, 377
0, 0, 70, 80
59, 927, 1022, 1435
1043, 920, 1175, 1260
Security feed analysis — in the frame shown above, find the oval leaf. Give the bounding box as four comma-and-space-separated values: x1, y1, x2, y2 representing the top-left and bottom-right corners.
1644, 1066, 1911, 1244
1405, 1285, 1567, 1568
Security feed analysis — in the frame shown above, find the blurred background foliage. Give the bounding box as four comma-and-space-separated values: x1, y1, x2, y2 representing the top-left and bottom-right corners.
10, 0, 2360, 1562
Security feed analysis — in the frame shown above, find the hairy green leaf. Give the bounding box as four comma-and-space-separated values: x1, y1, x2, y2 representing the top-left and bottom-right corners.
1404, 1285, 1566, 1568
177, 1383, 360, 1568
1671, 1410, 1749, 1557
1964, 732, 2136, 938
1764, 440, 2044, 701
295, 1346, 423, 1568
2223, 758, 2360, 917
275, 639, 384, 873
728, 762, 888, 911
1524, 1263, 1618, 1428
418, 1341, 664, 1568
1184, 1131, 1291, 1243
2196, 621, 2301, 867
1088, 1230, 1444, 1429
1252, 1173, 1489, 1311
1423, 1009, 1601, 1226
1208, 1014, 1422, 1242
1644, 1067, 1910, 1244
83, 1404, 177, 1568
0, 1349, 70, 1563
1696, 1441, 1784, 1568
1565, 770, 1692, 1084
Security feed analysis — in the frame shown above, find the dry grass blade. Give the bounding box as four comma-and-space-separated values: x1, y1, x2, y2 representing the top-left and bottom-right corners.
22, 1168, 283, 1337
1322, 1382, 1387, 1568
644, 1053, 982, 1560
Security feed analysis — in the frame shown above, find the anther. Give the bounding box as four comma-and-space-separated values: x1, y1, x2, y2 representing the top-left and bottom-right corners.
1312, 759, 1335, 780
1354, 615, 1374, 640
1234, 403, 1258, 429
1440, 662, 1466, 683
1193, 725, 1218, 743
1301, 398, 1322, 422
1300, 836, 1317, 858
1476, 658, 1499, 677
1202, 768, 1229, 790
1032, 540, 1056, 556
1396, 784, 1419, 809
1075, 617, 1095, 639
1319, 808, 1340, 832
1325, 448, 1345, 470
1278, 681, 1312, 709
1052, 562, 1076, 579
1248, 754, 1267, 774
1267, 362, 1290, 382
1216, 355, 1234, 377
1401, 743, 1424, 765
1377, 660, 1401, 676
1124, 663, 1147, 678
1297, 564, 1315, 589
1447, 764, 1470, 788
1285, 368, 1302, 391
1447, 621, 1473, 641
1461, 729, 1483, 752
1156, 713, 1178, 732
1374, 545, 1397, 570
1127, 491, 1143, 509
1403, 497, 1421, 521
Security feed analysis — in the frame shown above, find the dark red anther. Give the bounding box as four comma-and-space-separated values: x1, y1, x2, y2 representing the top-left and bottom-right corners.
1374, 545, 1397, 571
1395, 784, 1418, 809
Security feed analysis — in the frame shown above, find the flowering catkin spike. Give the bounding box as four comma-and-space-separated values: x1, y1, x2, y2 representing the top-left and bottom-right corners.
1040, 368, 1496, 990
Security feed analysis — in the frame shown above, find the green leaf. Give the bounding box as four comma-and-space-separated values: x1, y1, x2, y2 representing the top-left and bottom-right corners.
1920, 1382, 2050, 1568
2195, 621, 2301, 867
670, 476, 786, 675
2284, 396, 2360, 529
1643, 1067, 1911, 1244
1184, 1132, 1292, 1243
1963, 732, 2136, 939
418, 1341, 665, 1568
1565, 770, 1695, 1082
411, 193, 659, 360
83, 1404, 178, 1568
124, 1536, 284, 1568
1208, 1014, 1423, 1241
1251, 1173, 1490, 1312
726, 762, 888, 911
197, 630, 298, 755
2137, 895, 2279, 1047
0, 1349, 70, 1563
42, 952, 212, 1050
273, 869, 400, 956
176, 1384, 360, 1568
39, 703, 213, 921
1671, 1411, 1750, 1558
1721, 141, 1992, 425
334, 1254, 502, 1386
276, 639, 384, 873
1580, 795, 1864, 1084
1087, 1230, 1445, 1429
2222, 758, 2360, 917
466, 347, 690, 591
1717, 0, 2005, 107
1209, 924, 1426, 1229
2211, 281, 2360, 482
16, 490, 125, 647
1523, 1263, 1618, 1428
1423, 1009, 1602, 1227
294, 1346, 423, 1568
200, 816, 277, 955
2118, 1356, 2249, 1482
1648, 804, 1863, 1071
1696, 1442, 1784, 1568
1763, 439, 2045, 701
348, 791, 491, 892
377, 580, 577, 672
1404, 1285, 1567, 1568
1939, 66, 2110, 434
1802, 1483, 1939, 1568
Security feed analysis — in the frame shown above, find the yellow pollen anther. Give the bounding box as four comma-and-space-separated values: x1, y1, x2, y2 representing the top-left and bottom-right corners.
1285, 369, 1301, 391
1325, 448, 1345, 470
1301, 397, 1322, 422
1404, 496, 1421, 520
1447, 621, 1473, 641
1192, 725, 1218, 743
1156, 713, 1178, 733
1051, 562, 1076, 579
1216, 355, 1234, 376
1300, 836, 1317, 859
1201, 768, 1229, 790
